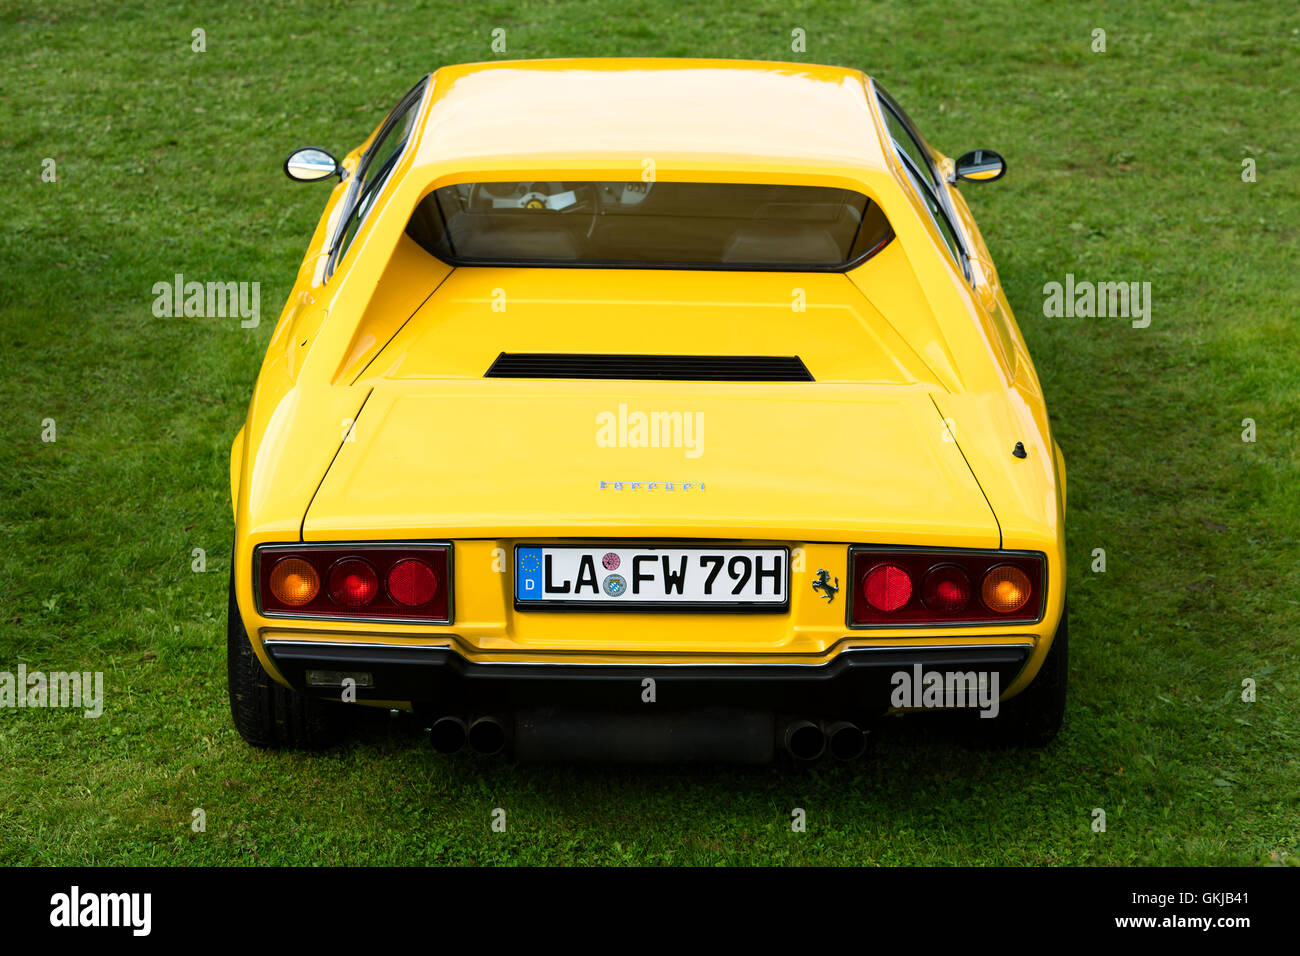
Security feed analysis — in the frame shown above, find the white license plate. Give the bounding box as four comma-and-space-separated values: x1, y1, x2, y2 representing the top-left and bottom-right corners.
515, 545, 789, 608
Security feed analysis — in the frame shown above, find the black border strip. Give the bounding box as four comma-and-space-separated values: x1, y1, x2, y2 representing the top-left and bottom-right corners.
513, 543, 791, 613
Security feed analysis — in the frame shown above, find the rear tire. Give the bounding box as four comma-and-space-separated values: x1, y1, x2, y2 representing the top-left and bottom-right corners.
227, 568, 342, 749
979, 602, 1068, 747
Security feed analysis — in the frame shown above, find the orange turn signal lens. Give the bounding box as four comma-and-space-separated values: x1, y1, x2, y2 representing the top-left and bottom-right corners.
981, 565, 1031, 613
269, 557, 320, 607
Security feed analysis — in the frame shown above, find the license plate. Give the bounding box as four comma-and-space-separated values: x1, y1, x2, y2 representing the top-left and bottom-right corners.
514, 545, 789, 609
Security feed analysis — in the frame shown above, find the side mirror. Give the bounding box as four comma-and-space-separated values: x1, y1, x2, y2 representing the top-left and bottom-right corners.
953, 149, 1006, 184
284, 147, 342, 182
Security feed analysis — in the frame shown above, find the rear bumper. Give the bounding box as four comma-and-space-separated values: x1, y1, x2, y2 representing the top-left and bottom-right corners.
264, 639, 1031, 716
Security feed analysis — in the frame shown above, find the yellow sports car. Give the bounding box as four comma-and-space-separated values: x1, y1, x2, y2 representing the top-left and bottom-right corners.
228, 58, 1067, 762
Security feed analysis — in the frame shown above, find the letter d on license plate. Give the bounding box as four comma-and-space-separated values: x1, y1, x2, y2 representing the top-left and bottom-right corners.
515, 545, 789, 610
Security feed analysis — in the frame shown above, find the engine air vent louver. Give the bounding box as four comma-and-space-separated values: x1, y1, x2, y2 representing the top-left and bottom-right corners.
484, 353, 814, 382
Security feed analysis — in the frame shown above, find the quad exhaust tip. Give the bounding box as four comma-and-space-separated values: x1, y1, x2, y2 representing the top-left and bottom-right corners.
825, 721, 868, 761
430, 715, 507, 756
784, 720, 826, 761
467, 716, 507, 756
429, 716, 467, 754
783, 720, 867, 761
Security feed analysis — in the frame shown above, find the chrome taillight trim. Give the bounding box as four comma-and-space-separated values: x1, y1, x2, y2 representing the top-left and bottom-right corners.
254, 541, 453, 625
845, 545, 1047, 629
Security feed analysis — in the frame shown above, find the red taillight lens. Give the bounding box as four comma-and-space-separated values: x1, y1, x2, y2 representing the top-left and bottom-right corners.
329, 559, 378, 607
388, 559, 438, 606
923, 565, 972, 613
256, 544, 451, 622
863, 564, 912, 612
849, 549, 1043, 626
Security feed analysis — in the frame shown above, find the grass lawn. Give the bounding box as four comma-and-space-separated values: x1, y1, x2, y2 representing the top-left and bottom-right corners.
0, 0, 1296, 865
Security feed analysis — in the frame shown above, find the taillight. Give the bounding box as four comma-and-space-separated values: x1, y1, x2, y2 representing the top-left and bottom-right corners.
388, 558, 438, 606
922, 565, 972, 613
981, 565, 1031, 613
257, 544, 451, 622
863, 564, 912, 612
269, 558, 320, 606
328, 559, 379, 607
848, 548, 1043, 626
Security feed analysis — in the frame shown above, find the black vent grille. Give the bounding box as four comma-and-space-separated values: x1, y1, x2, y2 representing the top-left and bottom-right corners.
484, 353, 814, 382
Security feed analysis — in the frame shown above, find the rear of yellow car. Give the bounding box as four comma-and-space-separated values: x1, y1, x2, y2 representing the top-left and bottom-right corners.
228, 59, 1067, 762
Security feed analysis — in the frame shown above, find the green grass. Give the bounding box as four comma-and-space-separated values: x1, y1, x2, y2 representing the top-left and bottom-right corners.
1, 0, 1297, 865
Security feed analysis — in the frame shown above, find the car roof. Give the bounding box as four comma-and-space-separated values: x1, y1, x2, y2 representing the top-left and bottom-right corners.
410, 58, 891, 176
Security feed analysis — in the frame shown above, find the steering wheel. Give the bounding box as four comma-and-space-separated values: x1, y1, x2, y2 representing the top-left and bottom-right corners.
468, 181, 602, 239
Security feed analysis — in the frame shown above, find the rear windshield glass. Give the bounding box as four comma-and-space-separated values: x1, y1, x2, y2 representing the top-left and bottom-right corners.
406, 181, 892, 270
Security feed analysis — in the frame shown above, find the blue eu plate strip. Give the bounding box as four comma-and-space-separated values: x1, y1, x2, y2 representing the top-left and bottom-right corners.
516, 547, 544, 601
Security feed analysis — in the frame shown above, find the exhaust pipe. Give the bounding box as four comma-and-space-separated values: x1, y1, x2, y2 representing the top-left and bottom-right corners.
429, 716, 467, 754
467, 716, 507, 756
784, 720, 825, 760
824, 721, 867, 761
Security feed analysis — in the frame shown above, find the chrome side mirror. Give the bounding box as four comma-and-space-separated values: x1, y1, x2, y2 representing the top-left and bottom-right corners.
284, 147, 342, 182
953, 149, 1006, 184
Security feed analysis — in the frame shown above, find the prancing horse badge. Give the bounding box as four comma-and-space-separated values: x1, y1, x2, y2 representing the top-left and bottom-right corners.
812, 569, 839, 604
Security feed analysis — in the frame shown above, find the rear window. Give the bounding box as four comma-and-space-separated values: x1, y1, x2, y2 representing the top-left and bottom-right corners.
406, 181, 893, 270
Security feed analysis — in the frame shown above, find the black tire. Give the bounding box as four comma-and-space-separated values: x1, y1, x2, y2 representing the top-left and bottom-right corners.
227, 568, 342, 749
979, 602, 1068, 747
